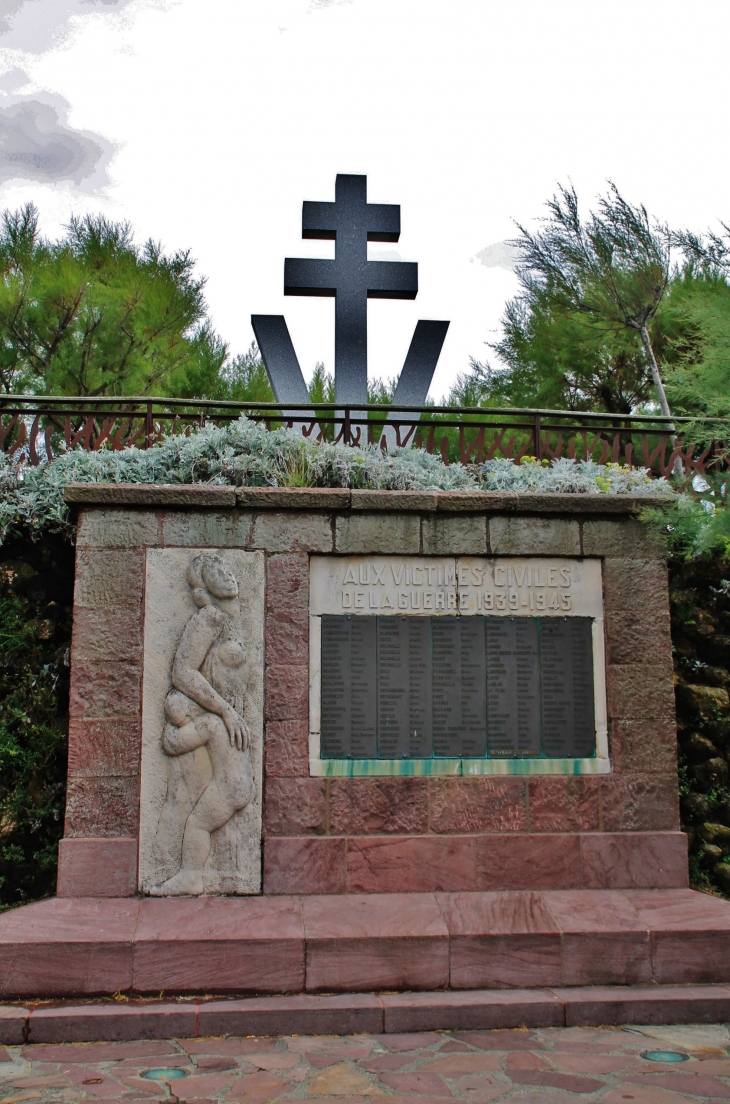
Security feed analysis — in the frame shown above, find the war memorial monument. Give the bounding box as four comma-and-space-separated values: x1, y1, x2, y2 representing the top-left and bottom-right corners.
2, 176, 730, 1043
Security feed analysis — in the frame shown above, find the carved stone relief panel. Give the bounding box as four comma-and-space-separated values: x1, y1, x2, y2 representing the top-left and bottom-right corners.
139, 549, 264, 895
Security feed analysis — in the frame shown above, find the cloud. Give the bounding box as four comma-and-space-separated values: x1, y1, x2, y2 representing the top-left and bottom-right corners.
308, 0, 353, 10
0, 90, 113, 186
475, 241, 519, 271
0, 0, 150, 54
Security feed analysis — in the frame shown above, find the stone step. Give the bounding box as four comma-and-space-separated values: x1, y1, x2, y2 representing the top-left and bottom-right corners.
5, 985, 730, 1044
2, 889, 730, 1000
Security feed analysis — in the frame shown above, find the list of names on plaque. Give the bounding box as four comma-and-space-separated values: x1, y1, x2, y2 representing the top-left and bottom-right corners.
320, 614, 597, 760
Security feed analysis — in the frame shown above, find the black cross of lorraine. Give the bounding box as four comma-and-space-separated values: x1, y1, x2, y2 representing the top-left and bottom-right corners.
284, 174, 418, 405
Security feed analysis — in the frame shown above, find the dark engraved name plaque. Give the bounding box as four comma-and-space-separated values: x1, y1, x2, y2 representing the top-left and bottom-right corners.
541, 618, 595, 758
321, 616, 377, 758
320, 614, 597, 761
486, 618, 540, 757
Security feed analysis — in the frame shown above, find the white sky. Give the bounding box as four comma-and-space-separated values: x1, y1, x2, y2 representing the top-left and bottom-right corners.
0, 0, 729, 399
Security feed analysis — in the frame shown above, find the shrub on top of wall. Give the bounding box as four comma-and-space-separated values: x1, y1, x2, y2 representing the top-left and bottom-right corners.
0, 416, 672, 544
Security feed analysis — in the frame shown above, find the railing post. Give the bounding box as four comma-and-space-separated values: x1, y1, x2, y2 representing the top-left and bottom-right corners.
534, 413, 542, 461
144, 401, 153, 449
343, 407, 351, 447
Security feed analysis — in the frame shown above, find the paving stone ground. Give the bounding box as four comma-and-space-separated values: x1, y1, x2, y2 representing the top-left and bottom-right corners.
3, 1023, 730, 1104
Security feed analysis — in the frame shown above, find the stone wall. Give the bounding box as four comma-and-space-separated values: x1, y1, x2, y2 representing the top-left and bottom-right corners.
57, 485, 686, 897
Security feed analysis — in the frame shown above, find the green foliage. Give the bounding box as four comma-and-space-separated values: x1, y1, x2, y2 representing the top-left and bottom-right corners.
0, 534, 72, 910
0, 203, 228, 398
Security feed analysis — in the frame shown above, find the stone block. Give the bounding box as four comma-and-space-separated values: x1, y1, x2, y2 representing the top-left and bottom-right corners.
379, 989, 564, 1032
629, 888, 730, 984
265, 610, 309, 667
603, 557, 669, 610
69, 661, 141, 720
350, 490, 438, 512
251, 512, 332, 552
600, 774, 680, 831
0, 898, 138, 999
476, 834, 581, 890
542, 889, 652, 986
263, 838, 347, 894
607, 664, 675, 720
330, 779, 429, 835
67, 718, 141, 777
609, 718, 678, 775
64, 776, 140, 838
346, 836, 477, 893
266, 554, 309, 612
527, 777, 600, 833
27, 1001, 197, 1043
67, 483, 235, 507
439, 891, 562, 989
198, 994, 383, 1038
263, 778, 327, 836
0, 1005, 28, 1045
74, 550, 144, 609
76, 509, 158, 549
429, 778, 527, 833
265, 664, 308, 721
436, 492, 516, 513
133, 896, 305, 993
582, 518, 667, 559
264, 719, 309, 778
71, 607, 143, 664
488, 516, 580, 556
161, 511, 253, 547
580, 832, 688, 889
605, 607, 672, 666
558, 984, 730, 1027
422, 516, 487, 555
335, 513, 421, 554
57, 837, 138, 897
302, 893, 449, 991
237, 487, 351, 510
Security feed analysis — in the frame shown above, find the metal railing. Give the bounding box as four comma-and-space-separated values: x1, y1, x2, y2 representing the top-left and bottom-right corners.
0, 394, 725, 477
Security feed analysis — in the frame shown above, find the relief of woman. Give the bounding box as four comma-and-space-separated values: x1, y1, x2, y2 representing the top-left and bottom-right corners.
150, 553, 254, 896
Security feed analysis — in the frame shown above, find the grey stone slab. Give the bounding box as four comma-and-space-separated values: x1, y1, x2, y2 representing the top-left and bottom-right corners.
65, 483, 235, 507
237, 487, 350, 510
582, 518, 667, 559
335, 514, 421, 554
422, 515, 487, 555
489, 516, 580, 556
351, 490, 438, 512
251, 512, 333, 552
77, 508, 159, 549
162, 511, 253, 547
74, 550, 145, 609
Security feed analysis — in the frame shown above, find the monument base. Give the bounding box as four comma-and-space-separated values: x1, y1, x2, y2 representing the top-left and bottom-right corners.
2, 888, 730, 1001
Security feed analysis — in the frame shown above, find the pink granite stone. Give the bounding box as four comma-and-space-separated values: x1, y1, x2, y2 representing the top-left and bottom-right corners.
57, 837, 138, 898
609, 718, 678, 775
600, 774, 680, 832
64, 776, 140, 838
263, 778, 327, 836
67, 718, 141, 777
527, 778, 600, 833
606, 665, 675, 722
263, 837, 347, 894
429, 778, 527, 833
476, 834, 581, 891
28, 1002, 196, 1043
602, 558, 669, 611
554, 983, 730, 1027
580, 832, 688, 889
380, 990, 564, 1032
69, 661, 141, 720
438, 891, 561, 989
605, 608, 672, 667
71, 607, 143, 664
264, 720, 309, 778
627, 888, 730, 984
330, 778, 429, 835
199, 995, 385, 1042
346, 836, 476, 893
265, 665, 308, 722
265, 554, 309, 612
133, 896, 305, 994
265, 610, 308, 667
302, 893, 449, 991
542, 890, 651, 986
0, 898, 138, 998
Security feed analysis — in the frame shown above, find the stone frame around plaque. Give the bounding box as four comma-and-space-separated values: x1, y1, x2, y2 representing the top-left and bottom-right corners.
308, 554, 609, 777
